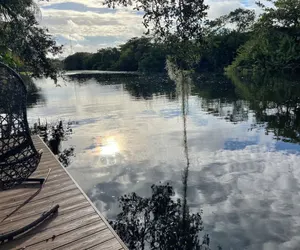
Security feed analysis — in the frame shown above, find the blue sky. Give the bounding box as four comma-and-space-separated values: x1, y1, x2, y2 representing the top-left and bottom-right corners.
38, 0, 259, 56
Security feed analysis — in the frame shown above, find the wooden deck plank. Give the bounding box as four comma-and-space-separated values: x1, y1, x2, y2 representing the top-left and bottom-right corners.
0, 202, 93, 233
55, 228, 116, 250
0, 136, 128, 250
0, 189, 83, 218
25, 222, 108, 250
0, 174, 72, 199
2, 214, 99, 249
0, 194, 89, 229
4, 215, 103, 250
88, 238, 123, 250
2, 205, 97, 242
0, 182, 77, 210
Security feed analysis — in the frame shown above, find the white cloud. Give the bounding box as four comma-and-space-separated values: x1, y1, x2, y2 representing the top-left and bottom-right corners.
37, 0, 264, 55
206, 0, 243, 19
38, 0, 105, 8
40, 9, 144, 39
205, 0, 262, 19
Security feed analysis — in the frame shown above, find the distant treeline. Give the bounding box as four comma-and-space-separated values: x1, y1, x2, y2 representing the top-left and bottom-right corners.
64, 2, 300, 74
64, 37, 167, 73
63, 31, 247, 73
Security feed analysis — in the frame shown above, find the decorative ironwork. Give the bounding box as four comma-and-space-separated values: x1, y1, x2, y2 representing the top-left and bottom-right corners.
0, 63, 42, 190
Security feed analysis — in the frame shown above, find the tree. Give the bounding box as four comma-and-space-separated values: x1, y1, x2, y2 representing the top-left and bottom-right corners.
226, 8, 255, 33
91, 48, 120, 70
104, 0, 208, 43
227, 0, 300, 72
104, 0, 209, 69
64, 52, 92, 70
257, 0, 300, 29
204, 8, 255, 35
138, 44, 167, 73
117, 37, 151, 71
0, 1, 62, 80
196, 8, 254, 71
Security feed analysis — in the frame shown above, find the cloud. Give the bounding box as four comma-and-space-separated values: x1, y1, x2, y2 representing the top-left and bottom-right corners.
40, 8, 144, 38
39, 5, 144, 55
42, 2, 117, 14
38, 0, 263, 55
39, 0, 107, 8
205, 0, 260, 19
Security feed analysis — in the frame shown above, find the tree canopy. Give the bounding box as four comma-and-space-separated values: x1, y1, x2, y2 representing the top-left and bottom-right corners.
64, 0, 300, 74
104, 0, 208, 43
0, 0, 62, 80
227, 0, 300, 72
64, 37, 168, 73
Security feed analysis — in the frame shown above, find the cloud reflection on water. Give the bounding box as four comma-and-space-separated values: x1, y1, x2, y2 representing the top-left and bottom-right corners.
27, 73, 300, 249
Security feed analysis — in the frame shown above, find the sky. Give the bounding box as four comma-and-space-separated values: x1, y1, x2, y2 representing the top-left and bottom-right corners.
37, 0, 260, 57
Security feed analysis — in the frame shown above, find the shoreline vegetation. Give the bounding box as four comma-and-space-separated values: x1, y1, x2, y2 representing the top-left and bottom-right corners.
1, 1, 299, 79
63, 2, 300, 76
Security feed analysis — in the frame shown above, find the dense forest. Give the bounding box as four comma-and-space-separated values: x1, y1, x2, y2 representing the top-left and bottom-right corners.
64, 0, 300, 74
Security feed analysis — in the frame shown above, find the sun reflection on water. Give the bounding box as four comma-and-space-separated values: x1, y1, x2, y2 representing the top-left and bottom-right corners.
91, 136, 121, 157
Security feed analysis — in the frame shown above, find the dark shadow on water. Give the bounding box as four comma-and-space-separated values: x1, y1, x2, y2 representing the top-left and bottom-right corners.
227, 72, 300, 144
110, 183, 209, 250
67, 74, 177, 100
192, 72, 300, 144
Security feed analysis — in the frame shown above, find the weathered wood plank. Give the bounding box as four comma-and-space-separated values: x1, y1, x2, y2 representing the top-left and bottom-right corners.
0, 136, 128, 250
88, 238, 123, 250
0, 206, 97, 250
0, 193, 87, 227
25, 222, 108, 250
0, 181, 77, 210
0, 174, 72, 199
0, 201, 92, 233
55, 227, 115, 250
5, 215, 102, 250
0, 189, 83, 217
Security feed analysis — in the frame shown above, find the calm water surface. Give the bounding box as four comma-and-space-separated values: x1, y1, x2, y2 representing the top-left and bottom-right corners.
28, 73, 300, 250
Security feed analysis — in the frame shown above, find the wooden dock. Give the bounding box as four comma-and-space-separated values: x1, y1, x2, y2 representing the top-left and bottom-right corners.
0, 136, 128, 250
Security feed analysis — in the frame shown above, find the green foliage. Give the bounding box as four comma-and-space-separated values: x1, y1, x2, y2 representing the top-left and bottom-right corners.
138, 45, 167, 73
91, 48, 120, 70
117, 37, 151, 71
198, 31, 249, 71
0, 0, 62, 80
104, 0, 208, 43
195, 8, 254, 72
64, 52, 92, 70
64, 37, 168, 72
225, 8, 255, 33
66, 1, 300, 74
104, 0, 209, 69
228, 0, 300, 72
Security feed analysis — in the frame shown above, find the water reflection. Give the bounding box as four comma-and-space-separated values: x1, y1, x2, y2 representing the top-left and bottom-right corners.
110, 71, 212, 250
68, 74, 176, 100
193, 72, 300, 144
27, 71, 300, 250
91, 136, 120, 156
228, 72, 300, 144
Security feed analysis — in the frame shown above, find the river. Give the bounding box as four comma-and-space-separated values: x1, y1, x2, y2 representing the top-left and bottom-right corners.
27, 72, 300, 250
